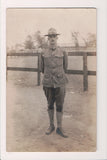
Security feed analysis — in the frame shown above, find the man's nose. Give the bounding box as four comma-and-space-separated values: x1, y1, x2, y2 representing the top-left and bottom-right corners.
51, 37, 55, 40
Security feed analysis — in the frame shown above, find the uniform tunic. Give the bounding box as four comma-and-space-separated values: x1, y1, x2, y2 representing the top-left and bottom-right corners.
40, 46, 68, 112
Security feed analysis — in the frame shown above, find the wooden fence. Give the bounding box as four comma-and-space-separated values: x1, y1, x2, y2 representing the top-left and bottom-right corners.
7, 51, 96, 91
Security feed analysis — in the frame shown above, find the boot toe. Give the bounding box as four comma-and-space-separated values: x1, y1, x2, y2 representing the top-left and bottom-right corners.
56, 128, 68, 138
46, 125, 55, 135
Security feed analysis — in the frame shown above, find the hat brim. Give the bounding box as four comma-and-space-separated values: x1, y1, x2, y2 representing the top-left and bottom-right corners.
44, 34, 60, 36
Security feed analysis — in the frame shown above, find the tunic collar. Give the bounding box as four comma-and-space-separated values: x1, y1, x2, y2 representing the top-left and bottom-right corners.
49, 45, 57, 51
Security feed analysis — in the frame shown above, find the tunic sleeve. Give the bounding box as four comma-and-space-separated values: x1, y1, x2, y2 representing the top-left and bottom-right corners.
40, 52, 44, 73
63, 51, 68, 73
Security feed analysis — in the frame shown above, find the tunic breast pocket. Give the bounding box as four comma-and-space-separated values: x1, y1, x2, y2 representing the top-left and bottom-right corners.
43, 74, 51, 84
54, 56, 63, 66
57, 73, 63, 78
56, 73, 66, 84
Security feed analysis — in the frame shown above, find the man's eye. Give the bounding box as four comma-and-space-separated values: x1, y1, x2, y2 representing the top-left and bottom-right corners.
49, 35, 56, 38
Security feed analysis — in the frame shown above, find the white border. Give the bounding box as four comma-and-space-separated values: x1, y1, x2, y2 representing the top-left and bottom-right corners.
0, 0, 107, 160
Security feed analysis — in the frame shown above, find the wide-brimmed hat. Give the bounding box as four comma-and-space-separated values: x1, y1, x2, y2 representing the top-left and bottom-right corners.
45, 28, 60, 36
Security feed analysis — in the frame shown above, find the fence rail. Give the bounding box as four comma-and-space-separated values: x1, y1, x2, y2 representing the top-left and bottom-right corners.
7, 51, 96, 91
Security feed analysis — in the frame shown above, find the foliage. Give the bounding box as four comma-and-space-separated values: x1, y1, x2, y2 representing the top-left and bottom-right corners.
86, 33, 96, 47
24, 35, 35, 49
33, 31, 48, 49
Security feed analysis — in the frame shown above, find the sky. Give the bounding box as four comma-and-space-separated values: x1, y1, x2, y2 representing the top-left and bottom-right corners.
6, 8, 96, 47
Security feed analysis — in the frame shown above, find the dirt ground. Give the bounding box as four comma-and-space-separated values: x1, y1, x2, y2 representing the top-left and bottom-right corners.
6, 69, 96, 152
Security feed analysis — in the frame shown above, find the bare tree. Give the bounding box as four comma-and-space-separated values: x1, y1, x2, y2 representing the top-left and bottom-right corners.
71, 31, 80, 47
71, 31, 96, 48
81, 33, 96, 47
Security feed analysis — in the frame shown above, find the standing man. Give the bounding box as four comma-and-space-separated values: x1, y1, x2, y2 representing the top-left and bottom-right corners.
40, 28, 68, 138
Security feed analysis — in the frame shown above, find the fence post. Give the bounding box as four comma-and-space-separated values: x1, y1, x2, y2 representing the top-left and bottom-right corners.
37, 53, 41, 86
83, 52, 88, 91
6, 54, 8, 81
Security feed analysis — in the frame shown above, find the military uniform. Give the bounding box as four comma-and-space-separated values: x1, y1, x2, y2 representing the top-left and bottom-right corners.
41, 47, 68, 111
41, 28, 68, 138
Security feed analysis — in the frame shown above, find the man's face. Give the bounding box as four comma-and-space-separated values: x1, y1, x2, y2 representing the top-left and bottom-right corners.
48, 35, 58, 46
